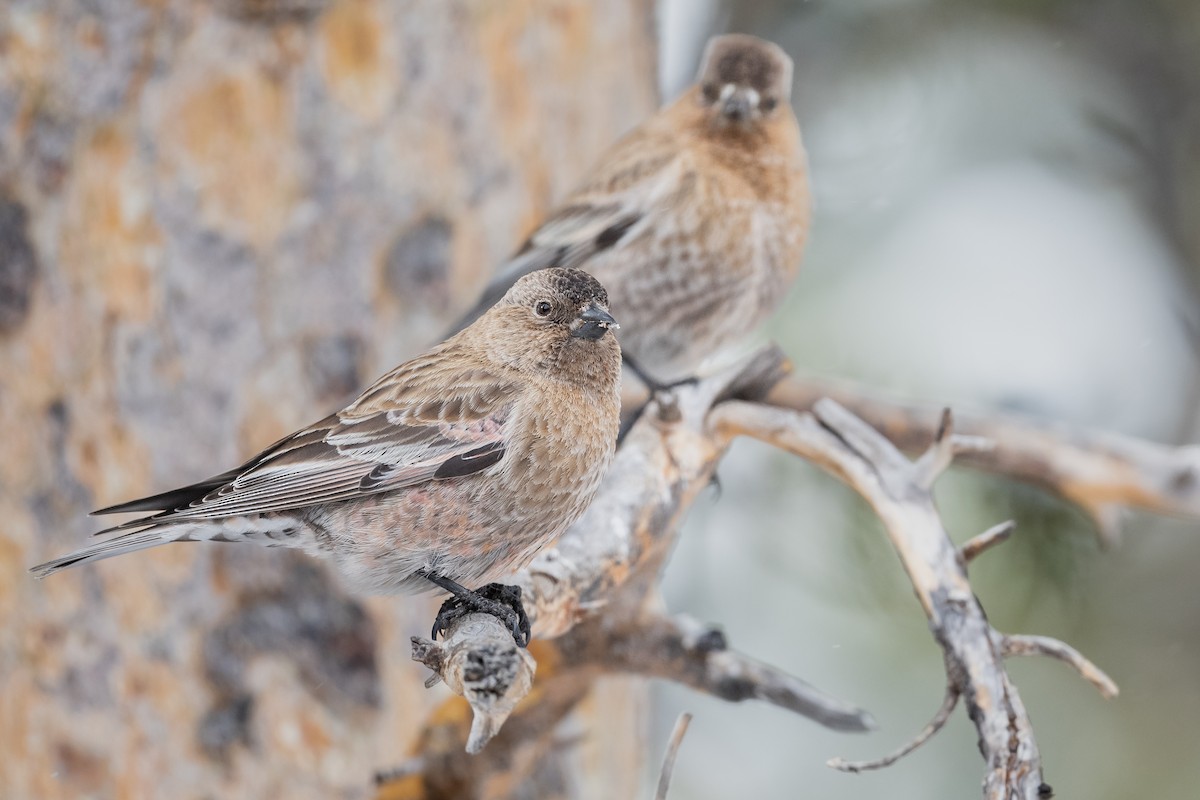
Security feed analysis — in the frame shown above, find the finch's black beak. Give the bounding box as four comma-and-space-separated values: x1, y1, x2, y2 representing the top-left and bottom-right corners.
572, 303, 618, 340
721, 86, 757, 122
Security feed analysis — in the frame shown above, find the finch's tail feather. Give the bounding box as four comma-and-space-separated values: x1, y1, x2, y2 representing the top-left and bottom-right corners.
29, 527, 182, 579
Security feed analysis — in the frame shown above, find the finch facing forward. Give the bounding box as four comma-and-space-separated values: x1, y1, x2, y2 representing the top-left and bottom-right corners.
455, 34, 811, 388
31, 268, 622, 646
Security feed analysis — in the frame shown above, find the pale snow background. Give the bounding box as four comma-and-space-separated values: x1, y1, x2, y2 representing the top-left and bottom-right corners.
647, 1, 1200, 798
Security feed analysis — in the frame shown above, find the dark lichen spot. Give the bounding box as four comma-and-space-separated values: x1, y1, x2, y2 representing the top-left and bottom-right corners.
713, 674, 755, 703
303, 333, 364, 402
1170, 463, 1197, 494
197, 694, 255, 759
218, 0, 329, 24
0, 196, 38, 334
461, 643, 519, 697
693, 626, 728, 653
61, 645, 118, 709
199, 561, 379, 761
33, 398, 94, 537
384, 214, 453, 311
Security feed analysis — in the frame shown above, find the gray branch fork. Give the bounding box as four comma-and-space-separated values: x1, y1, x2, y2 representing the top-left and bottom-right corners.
390, 346, 1191, 799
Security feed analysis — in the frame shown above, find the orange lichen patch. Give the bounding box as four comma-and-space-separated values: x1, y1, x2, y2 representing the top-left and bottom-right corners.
473, 2, 534, 123
1058, 473, 1158, 512
540, 2, 595, 110
473, 1, 619, 214
299, 708, 334, 754
374, 772, 425, 800
423, 692, 473, 732
0, 532, 25, 617
0, 671, 34, 782
474, 2, 546, 204
319, 0, 398, 122
59, 125, 162, 321
157, 66, 301, 250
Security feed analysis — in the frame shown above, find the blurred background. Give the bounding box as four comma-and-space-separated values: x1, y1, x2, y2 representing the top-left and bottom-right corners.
1, 1, 1198, 798
656, 1, 1200, 799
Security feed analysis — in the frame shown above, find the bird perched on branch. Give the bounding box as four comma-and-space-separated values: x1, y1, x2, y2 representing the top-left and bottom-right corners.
454, 33, 810, 393
30, 268, 622, 647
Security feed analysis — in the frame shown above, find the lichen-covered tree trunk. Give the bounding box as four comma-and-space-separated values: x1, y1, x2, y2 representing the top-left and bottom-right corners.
0, 2, 656, 797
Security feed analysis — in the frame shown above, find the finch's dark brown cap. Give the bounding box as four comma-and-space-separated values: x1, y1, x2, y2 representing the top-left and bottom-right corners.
699, 34, 793, 96
537, 267, 609, 309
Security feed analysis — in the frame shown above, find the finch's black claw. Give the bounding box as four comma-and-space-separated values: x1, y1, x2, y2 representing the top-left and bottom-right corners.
643, 373, 699, 396
622, 354, 697, 396
429, 582, 531, 647
475, 582, 531, 647
616, 374, 698, 447
431, 596, 466, 642
655, 375, 700, 393
616, 403, 649, 446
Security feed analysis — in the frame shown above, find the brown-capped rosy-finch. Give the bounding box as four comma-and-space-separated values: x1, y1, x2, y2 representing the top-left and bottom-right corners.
455, 34, 810, 390
31, 268, 622, 646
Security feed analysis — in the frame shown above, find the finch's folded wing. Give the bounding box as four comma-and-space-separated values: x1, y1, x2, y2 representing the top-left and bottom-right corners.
93, 366, 519, 528
449, 139, 684, 333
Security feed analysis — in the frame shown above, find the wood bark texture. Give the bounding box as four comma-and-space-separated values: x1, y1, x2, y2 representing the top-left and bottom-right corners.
0, 2, 657, 798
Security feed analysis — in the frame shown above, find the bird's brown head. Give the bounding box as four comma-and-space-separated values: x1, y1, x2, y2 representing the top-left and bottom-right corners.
480, 267, 622, 387
694, 34, 793, 128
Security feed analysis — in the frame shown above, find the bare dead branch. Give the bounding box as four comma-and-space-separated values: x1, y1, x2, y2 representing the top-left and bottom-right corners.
828, 688, 960, 773
654, 712, 694, 800
409, 614, 536, 754
390, 349, 1187, 796
766, 375, 1200, 545
1000, 633, 1119, 700
960, 520, 1017, 563
602, 614, 875, 732
710, 399, 1074, 798
912, 408, 957, 490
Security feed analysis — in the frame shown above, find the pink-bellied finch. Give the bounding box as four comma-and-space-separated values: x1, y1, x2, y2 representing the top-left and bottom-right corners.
31, 268, 622, 646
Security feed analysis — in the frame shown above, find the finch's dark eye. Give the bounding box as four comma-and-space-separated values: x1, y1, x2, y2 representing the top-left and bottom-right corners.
702, 83, 719, 102
535, 301, 553, 317
762, 97, 778, 112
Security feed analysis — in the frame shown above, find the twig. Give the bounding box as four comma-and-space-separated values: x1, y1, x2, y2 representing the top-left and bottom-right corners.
1000, 633, 1119, 699
654, 712, 694, 800
912, 408, 957, 490
960, 520, 1017, 563
828, 688, 960, 773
